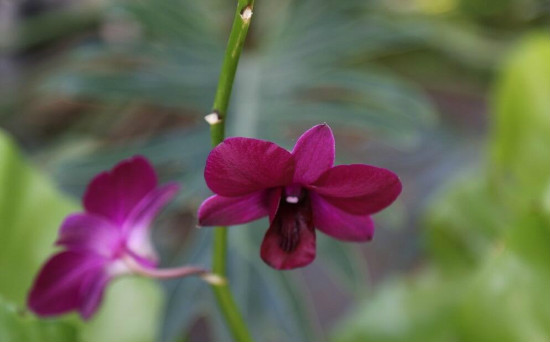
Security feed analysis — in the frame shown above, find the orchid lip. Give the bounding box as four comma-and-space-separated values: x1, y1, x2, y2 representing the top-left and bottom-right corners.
280, 222, 301, 252
274, 190, 313, 253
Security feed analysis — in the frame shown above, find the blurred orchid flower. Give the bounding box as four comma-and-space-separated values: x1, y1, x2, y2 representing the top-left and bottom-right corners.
198, 124, 402, 270
28, 156, 222, 319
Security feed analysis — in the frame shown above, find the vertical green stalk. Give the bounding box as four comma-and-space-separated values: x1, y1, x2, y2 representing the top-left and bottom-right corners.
208, 1, 255, 342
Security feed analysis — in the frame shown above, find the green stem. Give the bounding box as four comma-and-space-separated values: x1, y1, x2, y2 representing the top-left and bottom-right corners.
210, 0, 255, 146
208, 1, 255, 342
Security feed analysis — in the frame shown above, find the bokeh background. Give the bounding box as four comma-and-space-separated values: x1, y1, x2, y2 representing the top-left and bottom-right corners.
0, 0, 549, 341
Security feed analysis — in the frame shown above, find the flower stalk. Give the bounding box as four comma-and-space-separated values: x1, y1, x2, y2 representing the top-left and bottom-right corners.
207, 1, 255, 341
122, 256, 226, 285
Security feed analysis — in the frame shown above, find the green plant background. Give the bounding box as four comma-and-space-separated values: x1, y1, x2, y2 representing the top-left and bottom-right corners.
0, 0, 548, 340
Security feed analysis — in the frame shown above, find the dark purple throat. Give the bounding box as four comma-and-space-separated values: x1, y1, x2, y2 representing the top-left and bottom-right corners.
273, 185, 313, 253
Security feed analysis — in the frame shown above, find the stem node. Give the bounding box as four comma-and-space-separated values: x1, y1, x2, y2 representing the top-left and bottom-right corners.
240, 6, 253, 22
205, 112, 223, 125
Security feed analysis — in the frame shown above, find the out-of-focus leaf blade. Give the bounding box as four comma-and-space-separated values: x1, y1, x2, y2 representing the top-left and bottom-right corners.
424, 174, 505, 272
0, 130, 76, 305
333, 270, 462, 342
333, 32, 550, 342
81, 277, 164, 342
0, 296, 79, 342
490, 33, 550, 207
457, 249, 550, 342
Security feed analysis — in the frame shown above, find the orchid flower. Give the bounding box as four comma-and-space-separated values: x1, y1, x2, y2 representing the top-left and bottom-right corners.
28, 156, 222, 319
198, 124, 402, 270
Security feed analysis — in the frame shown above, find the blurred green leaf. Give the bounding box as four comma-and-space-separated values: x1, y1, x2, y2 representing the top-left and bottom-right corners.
333, 270, 463, 342
334, 32, 550, 342
490, 33, 550, 206
334, 247, 550, 342
80, 277, 164, 342
424, 174, 505, 272
0, 296, 79, 342
426, 32, 550, 272
504, 206, 550, 273
0, 130, 77, 305
457, 249, 550, 342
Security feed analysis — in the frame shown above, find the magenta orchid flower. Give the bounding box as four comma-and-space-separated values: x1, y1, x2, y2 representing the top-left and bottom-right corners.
198, 124, 402, 270
28, 156, 220, 319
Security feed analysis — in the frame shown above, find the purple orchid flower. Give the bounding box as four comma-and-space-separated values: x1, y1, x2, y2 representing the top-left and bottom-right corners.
198, 124, 402, 270
28, 156, 221, 319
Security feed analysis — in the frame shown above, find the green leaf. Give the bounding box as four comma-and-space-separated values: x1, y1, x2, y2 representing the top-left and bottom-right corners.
0, 131, 77, 306
80, 277, 163, 342
425, 33, 550, 273
424, 174, 505, 272
332, 270, 463, 342
457, 249, 550, 342
504, 207, 550, 274
0, 296, 79, 342
335, 32, 550, 342
490, 33, 550, 205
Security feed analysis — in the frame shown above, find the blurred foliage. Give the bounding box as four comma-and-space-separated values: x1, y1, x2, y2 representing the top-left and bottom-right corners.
0, 296, 78, 342
0, 131, 76, 306
0, 0, 549, 341
333, 33, 550, 342
0, 130, 164, 342
80, 278, 164, 342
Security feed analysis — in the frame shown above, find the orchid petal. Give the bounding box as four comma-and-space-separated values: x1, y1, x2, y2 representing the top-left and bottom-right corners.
57, 213, 122, 257
260, 223, 316, 270
310, 164, 401, 200
124, 183, 179, 232
198, 190, 270, 226
28, 251, 109, 319
260, 200, 316, 270
310, 192, 374, 241
123, 183, 178, 265
319, 188, 402, 215
204, 137, 295, 196
292, 124, 335, 184
79, 270, 110, 319
83, 156, 158, 225
268, 187, 282, 222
